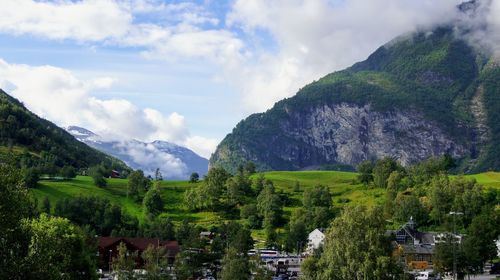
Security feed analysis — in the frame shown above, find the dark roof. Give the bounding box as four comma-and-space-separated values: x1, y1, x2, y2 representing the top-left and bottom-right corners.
98, 237, 179, 254
402, 244, 434, 255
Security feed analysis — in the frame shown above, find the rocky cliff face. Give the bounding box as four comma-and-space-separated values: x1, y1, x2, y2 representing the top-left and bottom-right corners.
280, 103, 466, 168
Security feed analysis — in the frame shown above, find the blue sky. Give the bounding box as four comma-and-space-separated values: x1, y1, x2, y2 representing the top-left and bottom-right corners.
0, 0, 476, 158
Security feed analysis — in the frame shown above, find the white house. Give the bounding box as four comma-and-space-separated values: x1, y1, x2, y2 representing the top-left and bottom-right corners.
306, 228, 325, 254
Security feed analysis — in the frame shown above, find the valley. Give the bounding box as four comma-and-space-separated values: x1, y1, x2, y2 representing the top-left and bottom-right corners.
31, 170, 500, 235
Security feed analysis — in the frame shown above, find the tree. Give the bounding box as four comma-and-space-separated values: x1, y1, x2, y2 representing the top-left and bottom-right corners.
428, 175, 453, 224
143, 183, 164, 217
188, 167, 230, 210
89, 165, 107, 187
314, 206, 402, 280
393, 193, 428, 225
293, 180, 301, 192
357, 160, 374, 185
301, 256, 320, 280
264, 224, 278, 249
174, 251, 203, 280
285, 220, 308, 253
41, 196, 51, 214
144, 217, 176, 240
128, 170, 150, 199
22, 214, 97, 280
176, 220, 200, 248
112, 242, 137, 280
154, 168, 163, 181
0, 158, 31, 279
189, 172, 199, 183
250, 254, 274, 280
218, 222, 254, 253
461, 208, 499, 274
142, 245, 169, 280
303, 185, 332, 208
240, 204, 261, 229
23, 167, 39, 188
60, 165, 76, 179
433, 234, 465, 276
373, 157, 401, 188
252, 174, 265, 194
219, 247, 250, 280
257, 182, 283, 228
244, 161, 256, 175
226, 177, 245, 206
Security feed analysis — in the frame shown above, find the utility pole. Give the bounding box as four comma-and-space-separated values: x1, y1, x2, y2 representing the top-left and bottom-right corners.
449, 211, 463, 280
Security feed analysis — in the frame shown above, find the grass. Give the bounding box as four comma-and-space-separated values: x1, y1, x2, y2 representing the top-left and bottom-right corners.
31, 176, 204, 223
465, 172, 500, 190
30, 171, 500, 232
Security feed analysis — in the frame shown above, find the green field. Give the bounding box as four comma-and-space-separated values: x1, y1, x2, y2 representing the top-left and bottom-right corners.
31, 171, 500, 233
465, 171, 500, 190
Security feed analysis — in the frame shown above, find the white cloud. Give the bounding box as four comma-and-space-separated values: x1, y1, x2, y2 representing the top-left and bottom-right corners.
114, 141, 188, 179
226, 0, 465, 111
0, 0, 132, 41
0, 58, 216, 159
0, 0, 243, 66
185, 136, 219, 160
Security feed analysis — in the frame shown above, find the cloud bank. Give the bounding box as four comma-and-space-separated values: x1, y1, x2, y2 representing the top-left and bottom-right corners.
0, 58, 216, 159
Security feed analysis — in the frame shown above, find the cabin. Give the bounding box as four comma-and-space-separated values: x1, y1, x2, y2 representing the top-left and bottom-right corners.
110, 170, 120, 178
97, 237, 179, 270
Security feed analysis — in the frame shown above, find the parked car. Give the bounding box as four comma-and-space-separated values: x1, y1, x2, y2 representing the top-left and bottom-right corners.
490, 262, 500, 274
416, 271, 436, 280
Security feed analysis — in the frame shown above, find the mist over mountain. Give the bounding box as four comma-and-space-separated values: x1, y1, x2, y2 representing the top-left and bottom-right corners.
67, 126, 208, 180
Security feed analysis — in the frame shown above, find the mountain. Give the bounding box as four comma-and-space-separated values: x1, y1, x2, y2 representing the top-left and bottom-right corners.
210, 24, 500, 173
0, 89, 128, 171
67, 126, 208, 180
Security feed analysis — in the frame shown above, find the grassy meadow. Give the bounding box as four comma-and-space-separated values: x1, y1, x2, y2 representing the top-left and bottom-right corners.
30, 170, 500, 240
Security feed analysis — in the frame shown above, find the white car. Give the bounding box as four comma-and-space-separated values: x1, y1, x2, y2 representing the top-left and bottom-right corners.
416, 271, 436, 280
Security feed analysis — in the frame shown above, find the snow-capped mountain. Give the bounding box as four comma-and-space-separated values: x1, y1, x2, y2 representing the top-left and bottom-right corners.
67, 126, 208, 180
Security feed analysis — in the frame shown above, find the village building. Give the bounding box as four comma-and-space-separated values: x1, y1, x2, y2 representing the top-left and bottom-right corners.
306, 228, 325, 254
97, 237, 180, 270
388, 217, 437, 270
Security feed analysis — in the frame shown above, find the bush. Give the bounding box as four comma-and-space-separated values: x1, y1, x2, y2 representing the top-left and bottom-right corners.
89, 166, 106, 187
60, 166, 76, 179
23, 168, 39, 188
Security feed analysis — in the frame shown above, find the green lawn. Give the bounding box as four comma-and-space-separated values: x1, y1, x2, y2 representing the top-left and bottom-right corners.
32, 176, 202, 222
30, 171, 500, 230
466, 172, 500, 190
261, 171, 386, 208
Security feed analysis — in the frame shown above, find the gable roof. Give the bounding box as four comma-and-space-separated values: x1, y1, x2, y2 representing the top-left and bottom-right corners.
98, 237, 179, 253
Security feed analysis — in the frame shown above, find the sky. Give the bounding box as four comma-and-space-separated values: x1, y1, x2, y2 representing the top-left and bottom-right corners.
0, 0, 498, 160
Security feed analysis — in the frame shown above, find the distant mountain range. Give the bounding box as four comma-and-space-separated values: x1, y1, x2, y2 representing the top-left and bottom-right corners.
67, 126, 208, 180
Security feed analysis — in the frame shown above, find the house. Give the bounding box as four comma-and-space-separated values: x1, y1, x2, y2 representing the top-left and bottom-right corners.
388, 217, 437, 268
306, 228, 325, 254
97, 237, 180, 270
110, 170, 120, 178
200, 231, 215, 240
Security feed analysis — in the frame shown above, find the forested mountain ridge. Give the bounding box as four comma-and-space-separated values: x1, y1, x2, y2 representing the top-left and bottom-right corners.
210, 26, 500, 173
0, 89, 128, 172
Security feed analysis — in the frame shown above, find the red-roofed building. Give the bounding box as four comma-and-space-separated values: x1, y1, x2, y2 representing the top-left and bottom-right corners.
97, 237, 180, 270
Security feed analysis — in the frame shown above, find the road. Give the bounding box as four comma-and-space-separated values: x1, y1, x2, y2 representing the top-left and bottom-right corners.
465, 274, 499, 280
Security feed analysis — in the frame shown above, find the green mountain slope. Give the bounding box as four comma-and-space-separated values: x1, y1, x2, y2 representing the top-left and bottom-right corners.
210, 27, 500, 173
0, 89, 128, 171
